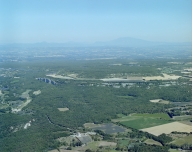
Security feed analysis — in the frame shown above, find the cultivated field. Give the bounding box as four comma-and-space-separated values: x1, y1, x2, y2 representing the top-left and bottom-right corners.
120, 117, 171, 129
141, 122, 192, 136
112, 115, 140, 122
171, 135, 192, 146
133, 113, 170, 119
114, 113, 171, 129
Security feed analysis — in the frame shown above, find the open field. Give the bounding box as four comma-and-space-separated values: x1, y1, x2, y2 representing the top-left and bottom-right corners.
171, 135, 192, 146
58, 108, 69, 112
180, 121, 192, 126
133, 113, 170, 120
144, 139, 162, 146
112, 115, 140, 122
141, 122, 192, 136
120, 117, 171, 129
113, 113, 171, 129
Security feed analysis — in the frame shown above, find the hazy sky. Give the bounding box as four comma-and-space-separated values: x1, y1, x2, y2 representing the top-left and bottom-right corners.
0, 0, 192, 43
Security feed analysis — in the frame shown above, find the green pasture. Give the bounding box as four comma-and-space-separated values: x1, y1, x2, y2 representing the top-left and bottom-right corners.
171, 135, 192, 146
120, 117, 172, 129
133, 113, 170, 120
115, 113, 173, 129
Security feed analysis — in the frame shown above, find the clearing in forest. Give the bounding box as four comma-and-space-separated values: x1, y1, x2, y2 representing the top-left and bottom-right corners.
144, 139, 162, 146
150, 99, 170, 104
141, 122, 192, 136
58, 108, 69, 112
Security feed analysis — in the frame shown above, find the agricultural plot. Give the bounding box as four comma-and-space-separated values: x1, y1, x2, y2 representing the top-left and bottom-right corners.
112, 115, 140, 122
120, 117, 171, 129
171, 135, 192, 146
115, 113, 172, 129
141, 122, 192, 136
133, 113, 170, 119
84, 123, 127, 134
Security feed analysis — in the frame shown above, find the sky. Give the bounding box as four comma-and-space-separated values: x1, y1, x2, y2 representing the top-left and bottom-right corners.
0, 0, 192, 43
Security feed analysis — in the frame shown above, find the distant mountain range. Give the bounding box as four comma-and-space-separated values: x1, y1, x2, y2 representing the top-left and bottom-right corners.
94, 37, 158, 47
1, 37, 192, 47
